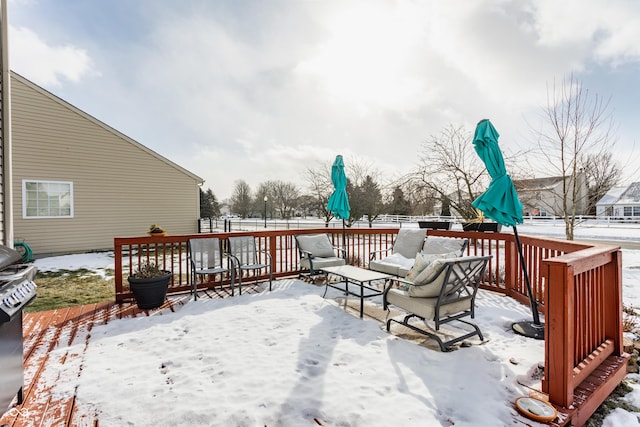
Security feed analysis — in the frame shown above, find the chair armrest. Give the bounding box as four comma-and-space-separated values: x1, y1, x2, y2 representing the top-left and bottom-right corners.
227, 253, 240, 268
300, 249, 314, 259
258, 250, 273, 264
382, 277, 412, 310
369, 247, 392, 261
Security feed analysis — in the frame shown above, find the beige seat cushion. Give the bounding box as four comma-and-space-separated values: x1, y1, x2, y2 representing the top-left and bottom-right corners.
300, 257, 345, 270
386, 288, 472, 320
370, 253, 414, 276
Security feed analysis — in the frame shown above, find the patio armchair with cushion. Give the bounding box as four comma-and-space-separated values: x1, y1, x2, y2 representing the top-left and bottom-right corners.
228, 236, 272, 295
383, 254, 492, 351
295, 234, 346, 280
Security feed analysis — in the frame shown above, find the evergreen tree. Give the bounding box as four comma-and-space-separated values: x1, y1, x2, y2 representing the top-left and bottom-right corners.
199, 188, 220, 218
388, 186, 411, 216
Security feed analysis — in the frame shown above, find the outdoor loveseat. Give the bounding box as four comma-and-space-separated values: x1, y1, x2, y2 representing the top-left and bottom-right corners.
369, 229, 468, 277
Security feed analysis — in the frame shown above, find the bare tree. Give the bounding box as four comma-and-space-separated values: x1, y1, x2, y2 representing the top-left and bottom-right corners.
305, 157, 383, 226
230, 180, 253, 218
271, 180, 300, 219
580, 152, 621, 215
412, 124, 487, 220
255, 181, 276, 219
535, 74, 617, 239
305, 163, 334, 225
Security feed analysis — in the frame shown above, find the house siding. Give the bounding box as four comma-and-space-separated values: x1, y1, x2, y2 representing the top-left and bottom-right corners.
11, 73, 203, 255
515, 173, 588, 217
0, 1, 8, 245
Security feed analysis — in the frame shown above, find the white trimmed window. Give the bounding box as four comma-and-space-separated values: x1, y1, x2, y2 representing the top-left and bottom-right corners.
23, 180, 74, 219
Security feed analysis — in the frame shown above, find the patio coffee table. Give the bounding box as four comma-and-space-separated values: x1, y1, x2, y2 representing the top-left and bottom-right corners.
320, 265, 391, 318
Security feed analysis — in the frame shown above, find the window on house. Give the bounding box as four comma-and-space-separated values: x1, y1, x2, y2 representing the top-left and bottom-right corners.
624, 207, 633, 217
635, 207, 640, 216
23, 180, 74, 218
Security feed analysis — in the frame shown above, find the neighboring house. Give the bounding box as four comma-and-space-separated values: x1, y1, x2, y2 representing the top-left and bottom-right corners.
596, 182, 640, 218
10, 72, 204, 255
514, 172, 588, 217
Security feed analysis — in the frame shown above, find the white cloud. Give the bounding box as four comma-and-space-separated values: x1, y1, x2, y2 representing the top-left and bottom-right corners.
8, 26, 94, 86
7, 0, 640, 199
529, 0, 640, 64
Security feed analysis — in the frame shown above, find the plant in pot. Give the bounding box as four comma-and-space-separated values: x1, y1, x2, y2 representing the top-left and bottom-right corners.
127, 262, 172, 309
462, 209, 502, 232
147, 224, 166, 236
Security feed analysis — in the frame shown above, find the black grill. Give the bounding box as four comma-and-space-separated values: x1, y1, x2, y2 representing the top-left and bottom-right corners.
0, 245, 37, 413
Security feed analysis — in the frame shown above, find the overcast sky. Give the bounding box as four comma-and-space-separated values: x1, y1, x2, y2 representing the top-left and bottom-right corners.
7, 0, 640, 200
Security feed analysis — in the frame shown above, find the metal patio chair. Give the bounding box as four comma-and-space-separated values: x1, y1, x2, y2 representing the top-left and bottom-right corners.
188, 237, 232, 300
227, 236, 272, 295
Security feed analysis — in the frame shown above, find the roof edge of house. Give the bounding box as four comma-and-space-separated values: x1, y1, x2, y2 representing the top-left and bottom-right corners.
10, 71, 204, 185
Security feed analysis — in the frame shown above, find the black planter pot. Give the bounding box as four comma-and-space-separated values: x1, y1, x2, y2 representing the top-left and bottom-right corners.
462, 222, 503, 232
418, 221, 452, 230
127, 271, 171, 309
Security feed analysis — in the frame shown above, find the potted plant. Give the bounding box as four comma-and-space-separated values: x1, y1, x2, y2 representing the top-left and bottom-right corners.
418, 220, 452, 230
127, 262, 172, 309
461, 209, 502, 232
462, 222, 502, 232
147, 224, 166, 236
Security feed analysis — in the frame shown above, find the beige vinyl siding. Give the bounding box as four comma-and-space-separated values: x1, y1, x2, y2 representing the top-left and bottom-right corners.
11, 74, 203, 255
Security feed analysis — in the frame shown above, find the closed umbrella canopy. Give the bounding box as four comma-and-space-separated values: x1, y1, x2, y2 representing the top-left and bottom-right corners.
471, 119, 523, 226
327, 155, 350, 220
471, 119, 543, 340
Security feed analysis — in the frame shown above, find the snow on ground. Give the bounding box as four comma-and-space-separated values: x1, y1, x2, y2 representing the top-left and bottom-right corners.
27, 222, 640, 426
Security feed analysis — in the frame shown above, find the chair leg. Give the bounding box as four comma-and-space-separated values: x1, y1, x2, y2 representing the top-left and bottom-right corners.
230, 269, 235, 297
192, 271, 198, 301
386, 314, 483, 352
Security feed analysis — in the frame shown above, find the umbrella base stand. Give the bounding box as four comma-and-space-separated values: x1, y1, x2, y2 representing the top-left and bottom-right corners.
512, 321, 545, 340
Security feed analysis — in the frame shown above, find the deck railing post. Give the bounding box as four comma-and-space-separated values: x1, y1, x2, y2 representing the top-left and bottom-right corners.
114, 239, 124, 303
604, 249, 624, 355
504, 237, 518, 295
544, 260, 575, 407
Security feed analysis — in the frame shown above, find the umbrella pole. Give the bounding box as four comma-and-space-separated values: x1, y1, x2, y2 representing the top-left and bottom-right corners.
511, 226, 545, 340
342, 219, 347, 259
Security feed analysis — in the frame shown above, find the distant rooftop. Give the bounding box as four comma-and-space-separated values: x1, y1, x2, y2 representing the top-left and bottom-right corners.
618, 182, 640, 203
513, 176, 564, 191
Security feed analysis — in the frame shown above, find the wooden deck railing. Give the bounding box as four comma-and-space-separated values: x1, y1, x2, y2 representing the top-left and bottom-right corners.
541, 245, 626, 425
114, 227, 627, 424
114, 229, 400, 302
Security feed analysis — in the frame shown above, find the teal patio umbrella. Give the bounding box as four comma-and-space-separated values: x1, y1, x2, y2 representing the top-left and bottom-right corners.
471, 119, 543, 340
327, 155, 350, 252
